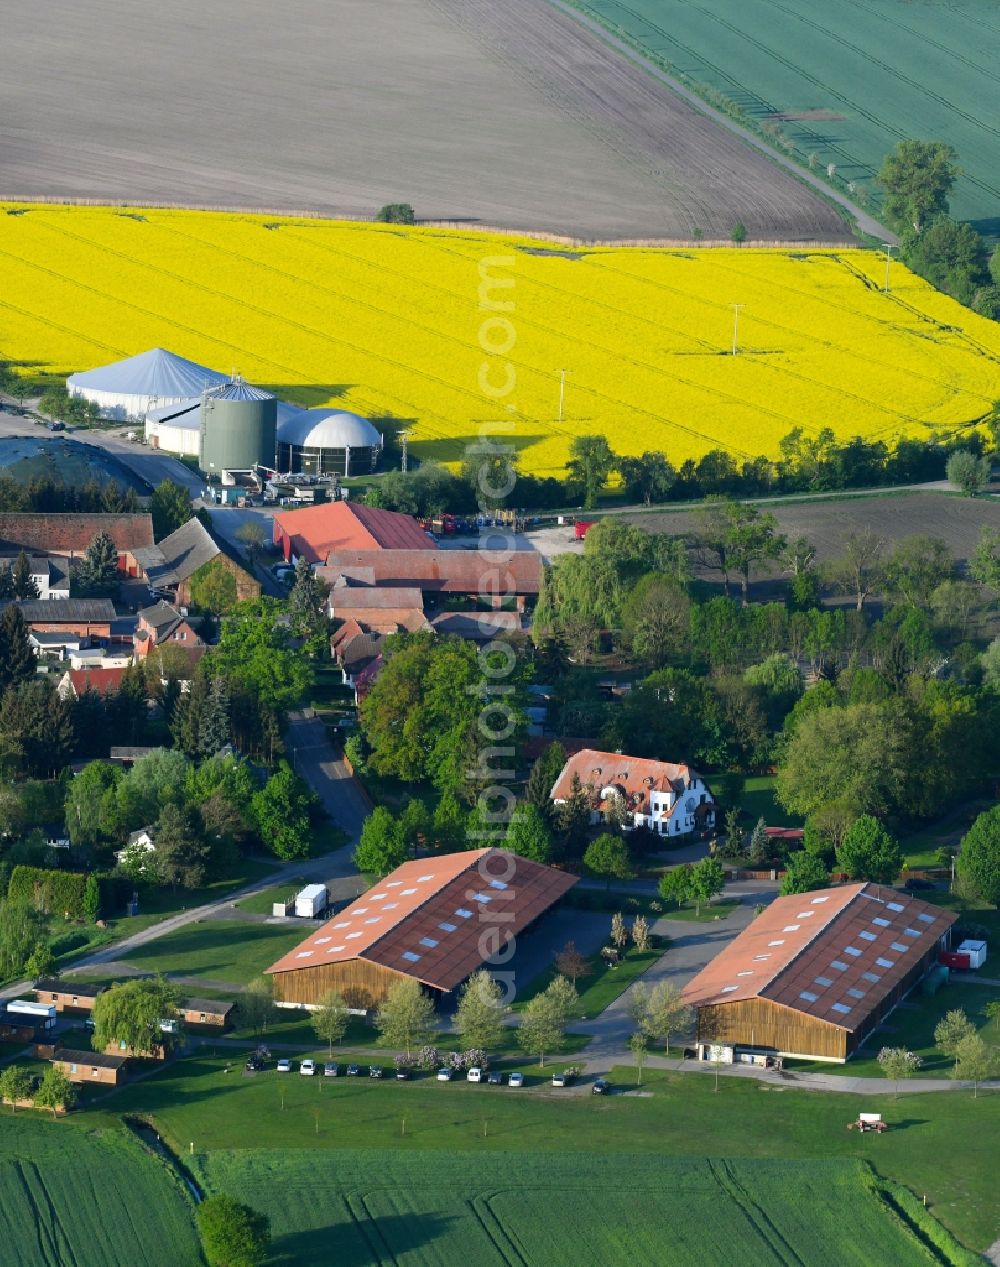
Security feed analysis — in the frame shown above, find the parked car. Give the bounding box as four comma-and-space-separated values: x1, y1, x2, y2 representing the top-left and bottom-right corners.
83, 1018, 96, 1033
466, 1067, 482, 1083
245, 1055, 264, 1072
507, 1072, 524, 1088
905, 877, 935, 891
395, 1067, 410, 1080
592, 1078, 609, 1095
368, 1065, 383, 1079
487, 1070, 503, 1085
323, 1063, 339, 1077
47, 421, 65, 432
276, 1058, 292, 1073
346, 1063, 360, 1076
436, 1067, 453, 1081
300, 1059, 316, 1076
551, 1071, 572, 1087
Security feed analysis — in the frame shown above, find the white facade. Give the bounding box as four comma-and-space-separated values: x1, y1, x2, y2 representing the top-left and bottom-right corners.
145, 415, 201, 458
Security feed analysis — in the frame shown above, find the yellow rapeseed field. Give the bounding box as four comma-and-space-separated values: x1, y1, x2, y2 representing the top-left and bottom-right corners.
1, 205, 999, 475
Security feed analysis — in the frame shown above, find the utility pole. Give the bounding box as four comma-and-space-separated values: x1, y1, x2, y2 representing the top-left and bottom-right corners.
555, 369, 571, 423
882, 243, 895, 294
731, 304, 742, 357
400, 429, 410, 472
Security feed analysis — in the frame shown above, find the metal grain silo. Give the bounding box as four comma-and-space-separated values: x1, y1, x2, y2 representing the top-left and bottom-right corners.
200, 378, 277, 474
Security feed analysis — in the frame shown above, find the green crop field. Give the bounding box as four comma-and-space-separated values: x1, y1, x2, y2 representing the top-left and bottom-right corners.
195, 1149, 950, 1266
0, 1118, 199, 1267
571, 0, 1000, 230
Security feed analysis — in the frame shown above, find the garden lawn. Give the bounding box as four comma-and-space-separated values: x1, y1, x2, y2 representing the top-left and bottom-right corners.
87, 919, 306, 987
788, 982, 1000, 1079
739, 775, 800, 828
512, 946, 666, 1017
97, 1055, 1000, 1251
0, 1116, 199, 1267
236, 884, 306, 915
195, 1150, 944, 1267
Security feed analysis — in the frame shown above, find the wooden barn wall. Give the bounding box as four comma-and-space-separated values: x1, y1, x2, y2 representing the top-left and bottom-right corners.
273, 959, 406, 1009
697, 998, 847, 1061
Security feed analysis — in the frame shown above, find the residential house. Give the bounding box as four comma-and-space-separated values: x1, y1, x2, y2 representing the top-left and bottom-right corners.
549, 748, 715, 837
133, 600, 204, 659
57, 666, 128, 701
33, 979, 105, 1013
52, 1048, 128, 1086
132, 517, 259, 607
2, 598, 116, 639
181, 998, 235, 1029
273, 501, 432, 564
0, 553, 70, 601
115, 826, 156, 871
0, 513, 153, 573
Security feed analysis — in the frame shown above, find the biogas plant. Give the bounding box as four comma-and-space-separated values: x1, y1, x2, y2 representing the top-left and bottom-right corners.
67, 347, 384, 480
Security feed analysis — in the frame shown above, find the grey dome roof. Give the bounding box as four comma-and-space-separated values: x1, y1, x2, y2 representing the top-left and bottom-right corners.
210, 378, 275, 402
278, 409, 382, 449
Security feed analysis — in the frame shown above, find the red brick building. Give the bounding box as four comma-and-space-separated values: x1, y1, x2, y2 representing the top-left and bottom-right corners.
0, 513, 153, 574
273, 502, 432, 564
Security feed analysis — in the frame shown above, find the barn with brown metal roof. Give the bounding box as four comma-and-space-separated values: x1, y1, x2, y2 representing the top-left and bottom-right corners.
267, 849, 576, 1009
682, 883, 956, 1063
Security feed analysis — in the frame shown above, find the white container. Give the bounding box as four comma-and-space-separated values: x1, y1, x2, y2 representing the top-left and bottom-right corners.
295, 884, 328, 919
957, 939, 987, 969
7, 999, 56, 1029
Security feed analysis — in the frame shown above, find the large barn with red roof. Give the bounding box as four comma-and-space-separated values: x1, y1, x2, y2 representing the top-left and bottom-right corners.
682, 883, 955, 1063
267, 849, 575, 1009
272, 502, 432, 564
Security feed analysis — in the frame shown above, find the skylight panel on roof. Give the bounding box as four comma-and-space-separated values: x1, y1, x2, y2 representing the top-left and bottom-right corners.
799, 991, 818, 1002
471, 892, 492, 903
886, 901, 904, 912
345, 932, 362, 940
419, 937, 438, 948
364, 918, 381, 925
875, 957, 895, 969
401, 888, 417, 896
329, 945, 345, 953
917, 912, 935, 923
846, 988, 866, 999
903, 928, 920, 938
831, 960, 848, 971
783, 924, 800, 932
455, 908, 473, 918
872, 917, 891, 927
383, 904, 398, 911
439, 922, 457, 933
768, 940, 785, 947
814, 976, 833, 988
720, 985, 738, 994
752, 954, 770, 962
370, 893, 386, 900
890, 942, 908, 953
295, 951, 314, 958
796, 911, 816, 919
401, 951, 421, 963
858, 931, 877, 942
844, 946, 862, 957
861, 971, 880, 983
811, 896, 830, 904
386, 881, 402, 887
332, 922, 350, 929
831, 1002, 852, 1015
737, 970, 753, 977
315, 937, 331, 944
354, 908, 368, 915
489, 879, 508, 890
418, 875, 434, 882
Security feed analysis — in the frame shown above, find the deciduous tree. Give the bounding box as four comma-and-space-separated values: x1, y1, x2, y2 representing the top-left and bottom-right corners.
946, 449, 991, 497
504, 802, 553, 864
779, 851, 829, 895
877, 1046, 922, 1098
150, 480, 192, 541
92, 977, 180, 1055
354, 806, 406, 877
312, 989, 350, 1057
567, 435, 616, 509
374, 977, 436, 1058
951, 1033, 997, 1097
690, 856, 726, 916
34, 1064, 76, 1118
878, 140, 958, 233
197, 1194, 271, 1267
836, 815, 902, 885
584, 833, 634, 890
454, 970, 508, 1052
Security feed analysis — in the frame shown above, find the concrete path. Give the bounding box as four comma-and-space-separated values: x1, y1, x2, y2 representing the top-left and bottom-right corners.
286, 710, 371, 842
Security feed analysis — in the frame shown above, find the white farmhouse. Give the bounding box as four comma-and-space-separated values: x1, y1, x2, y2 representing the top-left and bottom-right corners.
549, 748, 715, 838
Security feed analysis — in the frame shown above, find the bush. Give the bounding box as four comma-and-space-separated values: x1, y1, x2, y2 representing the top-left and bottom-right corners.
8, 867, 87, 918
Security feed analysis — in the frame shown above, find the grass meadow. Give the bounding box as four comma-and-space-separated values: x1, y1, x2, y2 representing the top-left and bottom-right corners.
1, 208, 999, 475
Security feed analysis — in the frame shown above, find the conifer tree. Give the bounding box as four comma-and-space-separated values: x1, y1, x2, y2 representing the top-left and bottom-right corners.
11, 551, 38, 600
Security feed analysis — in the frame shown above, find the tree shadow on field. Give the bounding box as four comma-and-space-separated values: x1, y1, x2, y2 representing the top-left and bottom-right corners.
406, 433, 551, 465
890, 1119, 929, 1132
260, 383, 355, 408
273, 1213, 456, 1266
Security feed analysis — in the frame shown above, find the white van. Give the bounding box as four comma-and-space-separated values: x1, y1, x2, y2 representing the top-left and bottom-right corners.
466, 1067, 482, 1083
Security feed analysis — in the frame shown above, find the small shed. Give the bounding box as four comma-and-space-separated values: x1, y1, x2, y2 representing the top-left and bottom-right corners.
54, 1048, 129, 1086
34, 978, 105, 1013
182, 998, 235, 1029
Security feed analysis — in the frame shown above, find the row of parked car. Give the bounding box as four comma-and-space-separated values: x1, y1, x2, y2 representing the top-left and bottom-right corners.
250, 1054, 607, 1090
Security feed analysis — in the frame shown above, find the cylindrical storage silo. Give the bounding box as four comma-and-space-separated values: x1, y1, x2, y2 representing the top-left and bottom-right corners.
200, 379, 277, 474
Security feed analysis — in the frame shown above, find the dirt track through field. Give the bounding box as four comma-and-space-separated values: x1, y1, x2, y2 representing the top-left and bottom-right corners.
0, 0, 847, 239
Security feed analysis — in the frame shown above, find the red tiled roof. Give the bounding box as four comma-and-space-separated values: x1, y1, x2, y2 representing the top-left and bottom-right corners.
0, 513, 153, 555
682, 883, 956, 1033
328, 586, 425, 611
268, 849, 576, 992
273, 503, 433, 563
68, 667, 127, 696
319, 548, 542, 595
550, 748, 701, 818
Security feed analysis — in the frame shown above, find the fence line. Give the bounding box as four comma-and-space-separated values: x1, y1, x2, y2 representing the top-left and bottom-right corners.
0, 197, 857, 249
